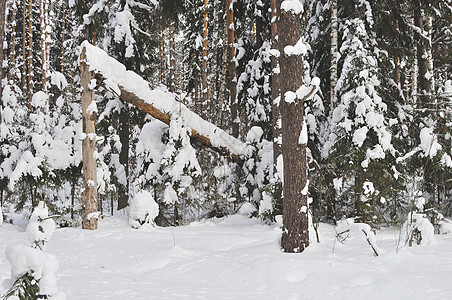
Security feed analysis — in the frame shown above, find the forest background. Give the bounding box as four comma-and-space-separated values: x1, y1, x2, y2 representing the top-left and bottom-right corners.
0, 0, 452, 235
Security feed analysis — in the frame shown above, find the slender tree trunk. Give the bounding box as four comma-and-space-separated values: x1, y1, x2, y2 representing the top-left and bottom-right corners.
279, 3, 309, 253
426, 15, 434, 94
226, 0, 238, 138
8, 0, 17, 85
0, 0, 6, 106
394, 19, 401, 85
61, 0, 66, 73
182, 46, 185, 92
271, 0, 282, 213
202, 0, 209, 117
80, 48, 98, 230
22, 0, 26, 93
210, 1, 220, 119
117, 104, 129, 211
330, 0, 338, 109
40, 0, 46, 91
159, 24, 164, 84
71, 175, 75, 220
217, 33, 228, 128
27, 0, 32, 101
45, 0, 51, 87
169, 24, 175, 93
411, 17, 418, 103
414, 6, 429, 103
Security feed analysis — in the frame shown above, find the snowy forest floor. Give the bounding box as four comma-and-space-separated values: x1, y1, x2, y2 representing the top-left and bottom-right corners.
1, 215, 452, 300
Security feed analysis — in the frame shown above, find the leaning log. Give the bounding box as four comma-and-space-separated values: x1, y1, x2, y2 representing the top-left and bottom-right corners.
82, 41, 245, 165
118, 86, 243, 165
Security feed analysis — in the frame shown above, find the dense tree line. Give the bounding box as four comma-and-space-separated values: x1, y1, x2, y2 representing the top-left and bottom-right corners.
0, 0, 451, 252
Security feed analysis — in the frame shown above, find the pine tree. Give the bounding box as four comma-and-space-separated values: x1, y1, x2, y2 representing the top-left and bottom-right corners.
279, 0, 309, 253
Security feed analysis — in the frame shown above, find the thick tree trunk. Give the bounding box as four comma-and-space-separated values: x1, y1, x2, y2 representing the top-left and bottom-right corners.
226, 0, 238, 138
80, 49, 98, 230
279, 4, 309, 253
330, 0, 338, 109
271, 0, 282, 214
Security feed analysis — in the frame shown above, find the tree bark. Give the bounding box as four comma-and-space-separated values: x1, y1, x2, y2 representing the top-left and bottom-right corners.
279, 3, 309, 253
226, 0, 238, 138
80, 49, 98, 230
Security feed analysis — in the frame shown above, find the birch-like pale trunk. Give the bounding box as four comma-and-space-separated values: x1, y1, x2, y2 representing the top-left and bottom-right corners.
80, 49, 98, 230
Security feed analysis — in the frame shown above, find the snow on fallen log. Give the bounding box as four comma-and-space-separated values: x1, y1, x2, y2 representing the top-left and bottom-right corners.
81, 41, 245, 164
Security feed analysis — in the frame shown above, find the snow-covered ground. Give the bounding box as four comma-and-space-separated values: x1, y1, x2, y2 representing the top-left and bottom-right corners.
1, 215, 452, 300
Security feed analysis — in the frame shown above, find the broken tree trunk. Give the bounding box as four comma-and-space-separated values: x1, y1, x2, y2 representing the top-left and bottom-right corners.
80, 48, 98, 230
82, 41, 245, 166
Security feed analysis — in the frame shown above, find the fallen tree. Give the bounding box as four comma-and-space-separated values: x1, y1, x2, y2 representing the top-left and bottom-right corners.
82, 41, 245, 165
80, 41, 246, 229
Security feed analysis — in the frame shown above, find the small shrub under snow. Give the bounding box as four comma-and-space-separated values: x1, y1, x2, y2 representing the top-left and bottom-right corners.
400, 212, 435, 247
3, 201, 65, 300
128, 190, 160, 229
335, 217, 381, 256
